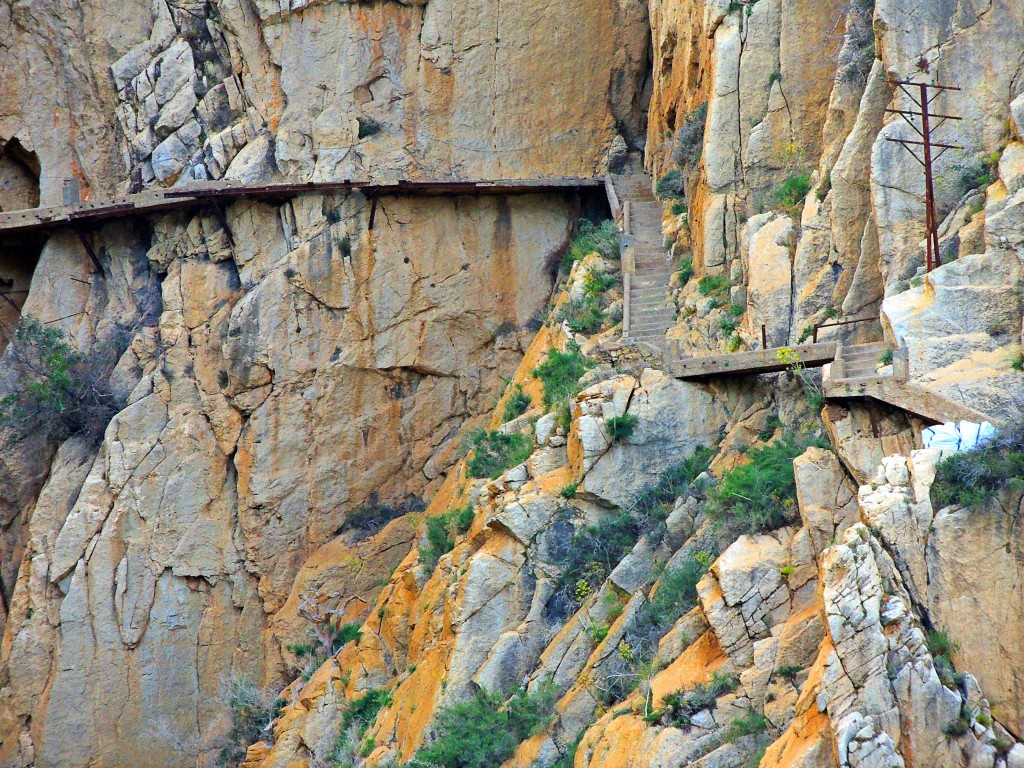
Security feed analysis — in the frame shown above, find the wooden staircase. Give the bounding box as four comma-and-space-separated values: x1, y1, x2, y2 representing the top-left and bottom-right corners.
610, 174, 675, 347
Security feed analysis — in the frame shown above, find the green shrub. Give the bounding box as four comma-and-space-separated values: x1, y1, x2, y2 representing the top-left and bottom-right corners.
343, 492, 425, 536
420, 504, 476, 570
926, 627, 960, 660
658, 671, 739, 727
726, 334, 742, 353
341, 688, 393, 737
216, 677, 285, 767
707, 434, 823, 534
560, 482, 579, 498
676, 257, 695, 285
558, 449, 714, 605
637, 549, 716, 632
0, 317, 129, 445
698, 274, 728, 296
729, 303, 745, 317
287, 642, 317, 658
532, 345, 595, 409
671, 199, 688, 216
879, 349, 893, 366
775, 665, 803, 682
943, 713, 972, 738
502, 384, 532, 423
410, 684, 555, 768
559, 513, 645, 602
466, 430, 533, 479
564, 219, 620, 269
357, 117, 382, 139
975, 712, 993, 727
584, 269, 617, 296
631, 446, 715, 522
995, 738, 1015, 753
606, 413, 639, 442
1011, 352, 1024, 372
672, 103, 708, 172
771, 172, 813, 213
557, 294, 605, 335
725, 710, 769, 742
955, 153, 999, 198
328, 688, 393, 761
931, 433, 1024, 510
656, 170, 684, 199
335, 623, 362, 647
719, 317, 737, 335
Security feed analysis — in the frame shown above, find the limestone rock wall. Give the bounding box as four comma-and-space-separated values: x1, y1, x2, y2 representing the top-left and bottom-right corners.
0, 190, 570, 768
0, 0, 651, 203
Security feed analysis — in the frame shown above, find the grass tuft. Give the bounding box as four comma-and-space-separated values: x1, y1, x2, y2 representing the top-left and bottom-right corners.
771, 172, 812, 214
532, 345, 595, 410
419, 504, 476, 571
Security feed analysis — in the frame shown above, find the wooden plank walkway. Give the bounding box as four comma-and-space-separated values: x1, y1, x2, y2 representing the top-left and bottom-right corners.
670, 343, 838, 380
823, 376, 990, 425
0, 177, 603, 237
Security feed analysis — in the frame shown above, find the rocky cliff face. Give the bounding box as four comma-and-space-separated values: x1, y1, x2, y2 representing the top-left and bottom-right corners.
2, 1, 1024, 768
0, 0, 649, 202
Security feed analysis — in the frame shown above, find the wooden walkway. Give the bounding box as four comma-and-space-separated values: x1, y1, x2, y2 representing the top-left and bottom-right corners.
670, 340, 992, 424
0, 177, 603, 237
669, 343, 838, 379
823, 376, 989, 425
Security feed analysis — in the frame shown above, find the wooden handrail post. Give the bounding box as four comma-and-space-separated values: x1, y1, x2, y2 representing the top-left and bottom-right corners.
761, 324, 767, 349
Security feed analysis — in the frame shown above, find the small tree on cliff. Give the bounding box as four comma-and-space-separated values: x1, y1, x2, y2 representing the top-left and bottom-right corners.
0, 317, 128, 445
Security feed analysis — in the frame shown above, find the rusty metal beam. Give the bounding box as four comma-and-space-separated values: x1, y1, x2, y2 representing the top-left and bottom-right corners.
73, 227, 105, 277
368, 197, 378, 231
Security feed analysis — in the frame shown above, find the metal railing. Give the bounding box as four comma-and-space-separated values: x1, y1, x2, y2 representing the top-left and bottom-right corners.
812, 315, 879, 343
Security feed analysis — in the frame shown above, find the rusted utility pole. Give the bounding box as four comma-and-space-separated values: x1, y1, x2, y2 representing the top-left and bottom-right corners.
885, 80, 962, 272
